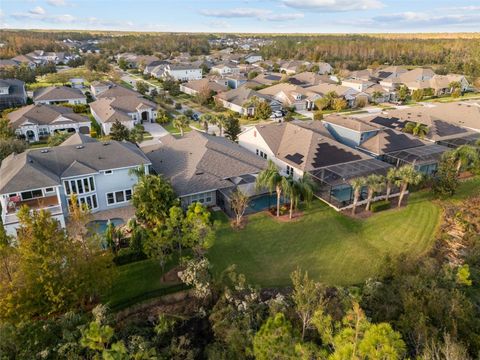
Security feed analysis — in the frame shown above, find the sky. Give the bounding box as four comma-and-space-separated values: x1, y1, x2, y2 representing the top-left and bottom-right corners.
1, 0, 480, 33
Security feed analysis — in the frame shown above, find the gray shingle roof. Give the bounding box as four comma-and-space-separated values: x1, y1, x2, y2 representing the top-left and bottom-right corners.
0, 140, 151, 194
358, 129, 426, 155
33, 86, 86, 101
144, 130, 266, 196
7, 104, 90, 129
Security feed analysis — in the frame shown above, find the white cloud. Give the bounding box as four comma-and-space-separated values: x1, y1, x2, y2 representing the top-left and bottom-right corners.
47, 0, 68, 6
200, 7, 303, 21
11, 12, 75, 23
29, 6, 46, 15
281, 0, 384, 12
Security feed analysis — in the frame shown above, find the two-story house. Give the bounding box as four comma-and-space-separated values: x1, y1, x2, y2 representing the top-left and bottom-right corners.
162, 63, 203, 82
0, 134, 151, 236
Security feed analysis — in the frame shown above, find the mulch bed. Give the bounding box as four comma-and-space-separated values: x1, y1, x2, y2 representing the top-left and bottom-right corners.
341, 196, 408, 219
266, 209, 304, 222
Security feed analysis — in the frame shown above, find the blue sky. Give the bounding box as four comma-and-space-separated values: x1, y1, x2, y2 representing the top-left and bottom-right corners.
1, 0, 480, 33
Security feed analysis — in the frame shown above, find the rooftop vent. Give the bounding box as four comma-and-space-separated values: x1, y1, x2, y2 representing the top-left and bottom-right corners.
75, 145, 84, 149
195, 171, 204, 175
40, 149, 49, 153
103, 142, 110, 146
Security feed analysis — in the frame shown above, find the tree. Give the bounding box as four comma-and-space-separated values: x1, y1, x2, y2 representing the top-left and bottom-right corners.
136, 80, 149, 95
313, 110, 323, 121
118, 57, 128, 70
394, 165, 422, 207
195, 85, 214, 105
432, 153, 459, 197
129, 123, 144, 143
230, 190, 250, 227
0, 138, 27, 163
223, 116, 241, 142
398, 85, 409, 102
178, 257, 212, 300
109, 120, 130, 141
132, 174, 177, 227
172, 115, 190, 136
451, 88, 462, 98
143, 227, 173, 280
450, 145, 479, 175
365, 174, 385, 211
291, 269, 325, 341
253, 313, 298, 360
412, 89, 425, 102
371, 91, 383, 104
48, 131, 72, 146
350, 177, 366, 215
385, 167, 398, 201
212, 114, 227, 137
403, 121, 429, 138
182, 202, 215, 256
156, 109, 171, 124
255, 101, 272, 120
256, 160, 285, 217
200, 113, 212, 132
0, 118, 15, 139
358, 323, 406, 359
164, 205, 186, 257
0, 207, 112, 321
283, 175, 315, 219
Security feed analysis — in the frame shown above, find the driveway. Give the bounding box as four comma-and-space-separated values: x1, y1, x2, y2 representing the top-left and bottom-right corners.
143, 122, 168, 138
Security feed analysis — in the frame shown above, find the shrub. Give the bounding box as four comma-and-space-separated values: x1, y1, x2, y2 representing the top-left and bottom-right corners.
175, 103, 182, 110
313, 110, 323, 121
90, 129, 98, 138
370, 200, 391, 213
113, 248, 147, 266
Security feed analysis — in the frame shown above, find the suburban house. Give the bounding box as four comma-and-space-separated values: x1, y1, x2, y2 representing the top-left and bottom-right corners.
143, 130, 268, 214
179, 78, 228, 96
404, 74, 470, 95
341, 79, 374, 92
7, 104, 91, 142
279, 60, 312, 75
143, 60, 170, 75
117, 53, 160, 69
317, 62, 333, 75
249, 73, 283, 87
161, 63, 203, 81
288, 72, 336, 87
214, 87, 281, 116
244, 54, 263, 63
210, 62, 241, 75
321, 114, 382, 148
258, 83, 320, 111
25, 50, 74, 65
0, 136, 151, 236
362, 102, 480, 143
33, 86, 87, 105
306, 83, 369, 108
238, 121, 397, 210
224, 73, 248, 89
90, 81, 116, 98
90, 87, 158, 135
10, 55, 37, 68
0, 79, 27, 110
357, 128, 427, 158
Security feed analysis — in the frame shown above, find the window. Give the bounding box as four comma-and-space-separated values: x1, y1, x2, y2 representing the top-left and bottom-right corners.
64, 176, 95, 195
104, 170, 112, 175
106, 189, 132, 206
286, 165, 294, 176
44, 187, 55, 194
20, 189, 43, 200
76, 194, 98, 210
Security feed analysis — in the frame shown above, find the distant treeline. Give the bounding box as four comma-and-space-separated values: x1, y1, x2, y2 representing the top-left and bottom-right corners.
259, 35, 480, 79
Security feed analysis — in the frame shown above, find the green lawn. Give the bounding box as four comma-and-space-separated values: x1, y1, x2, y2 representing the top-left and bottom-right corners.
208, 179, 479, 287
105, 258, 184, 311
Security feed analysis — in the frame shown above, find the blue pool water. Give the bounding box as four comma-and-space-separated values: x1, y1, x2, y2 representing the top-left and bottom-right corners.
87, 218, 125, 234
331, 186, 352, 202
248, 194, 285, 213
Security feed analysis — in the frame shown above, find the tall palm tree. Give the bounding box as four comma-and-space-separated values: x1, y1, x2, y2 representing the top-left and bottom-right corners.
350, 177, 366, 215
385, 167, 398, 201
403, 122, 429, 139
394, 165, 423, 208
256, 160, 284, 217
451, 145, 479, 175
283, 174, 315, 219
200, 114, 212, 133
213, 114, 227, 137
172, 115, 190, 136
365, 174, 386, 211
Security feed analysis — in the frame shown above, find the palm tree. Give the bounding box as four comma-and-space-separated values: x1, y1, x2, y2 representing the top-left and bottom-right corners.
350, 177, 366, 215
172, 115, 190, 136
403, 122, 429, 139
283, 174, 315, 219
394, 165, 423, 208
371, 91, 383, 104
450, 145, 479, 176
200, 114, 212, 133
365, 174, 386, 211
256, 160, 284, 217
213, 114, 227, 137
385, 167, 398, 201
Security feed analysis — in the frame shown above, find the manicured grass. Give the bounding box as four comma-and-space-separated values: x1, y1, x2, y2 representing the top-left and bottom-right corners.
105, 258, 184, 311
209, 179, 480, 287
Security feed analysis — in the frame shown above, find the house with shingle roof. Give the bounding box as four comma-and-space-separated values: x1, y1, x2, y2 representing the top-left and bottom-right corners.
306, 83, 369, 108
90, 85, 158, 135
33, 86, 86, 105
7, 104, 91, 142
0, 137, 151, 236
288, 72, 336, 87
0, 79, 27, 110
258, 83, 320, 111
144, 130, 267, 210
214, 87, 282, 116
179, 78, 228, 96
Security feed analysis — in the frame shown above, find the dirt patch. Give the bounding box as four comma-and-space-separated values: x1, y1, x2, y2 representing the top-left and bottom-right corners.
266, 210, 304, 222
230, 216, 249, 230
160, 266, 182, 284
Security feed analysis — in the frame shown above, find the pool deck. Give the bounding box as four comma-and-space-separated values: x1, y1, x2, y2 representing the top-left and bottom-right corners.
91, 205, 136, 222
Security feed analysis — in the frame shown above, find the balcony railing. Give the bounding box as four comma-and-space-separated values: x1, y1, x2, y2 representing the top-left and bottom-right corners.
4, 195, 63, 225
4, 205, 63, 224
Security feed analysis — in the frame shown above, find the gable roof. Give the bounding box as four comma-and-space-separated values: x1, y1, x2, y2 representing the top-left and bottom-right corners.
323, 114, 382, 132
0, 140, 151, 194
288, 72, 336, 87
358, 129, 426, 155
7, 104, 90, 129
144, 130, 266, 196
253, 122, 370, 172
59, 133, 98, 147
33, 86, 86, 101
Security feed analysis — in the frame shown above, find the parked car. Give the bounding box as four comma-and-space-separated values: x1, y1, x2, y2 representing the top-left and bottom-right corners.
270, 110, 284, 119
192, 113, 200, 121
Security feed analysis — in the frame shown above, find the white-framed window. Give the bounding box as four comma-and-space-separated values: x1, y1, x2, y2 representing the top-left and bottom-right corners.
106, 189, 132, 206
104, 170, 113, 175
44, 187, 55, 194
64, 176, 95, 196
258, 150, 267, 159
70, 194, 98, 210
286, 165, 294, 176
187, 191, 214, 205
20, 189, 43, 200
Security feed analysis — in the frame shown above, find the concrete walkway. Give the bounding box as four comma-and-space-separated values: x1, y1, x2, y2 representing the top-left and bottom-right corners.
139, 122, 169, 148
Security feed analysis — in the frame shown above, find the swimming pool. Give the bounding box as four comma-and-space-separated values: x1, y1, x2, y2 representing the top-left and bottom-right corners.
87, 218, 125, 234
247, 194, 285, 213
